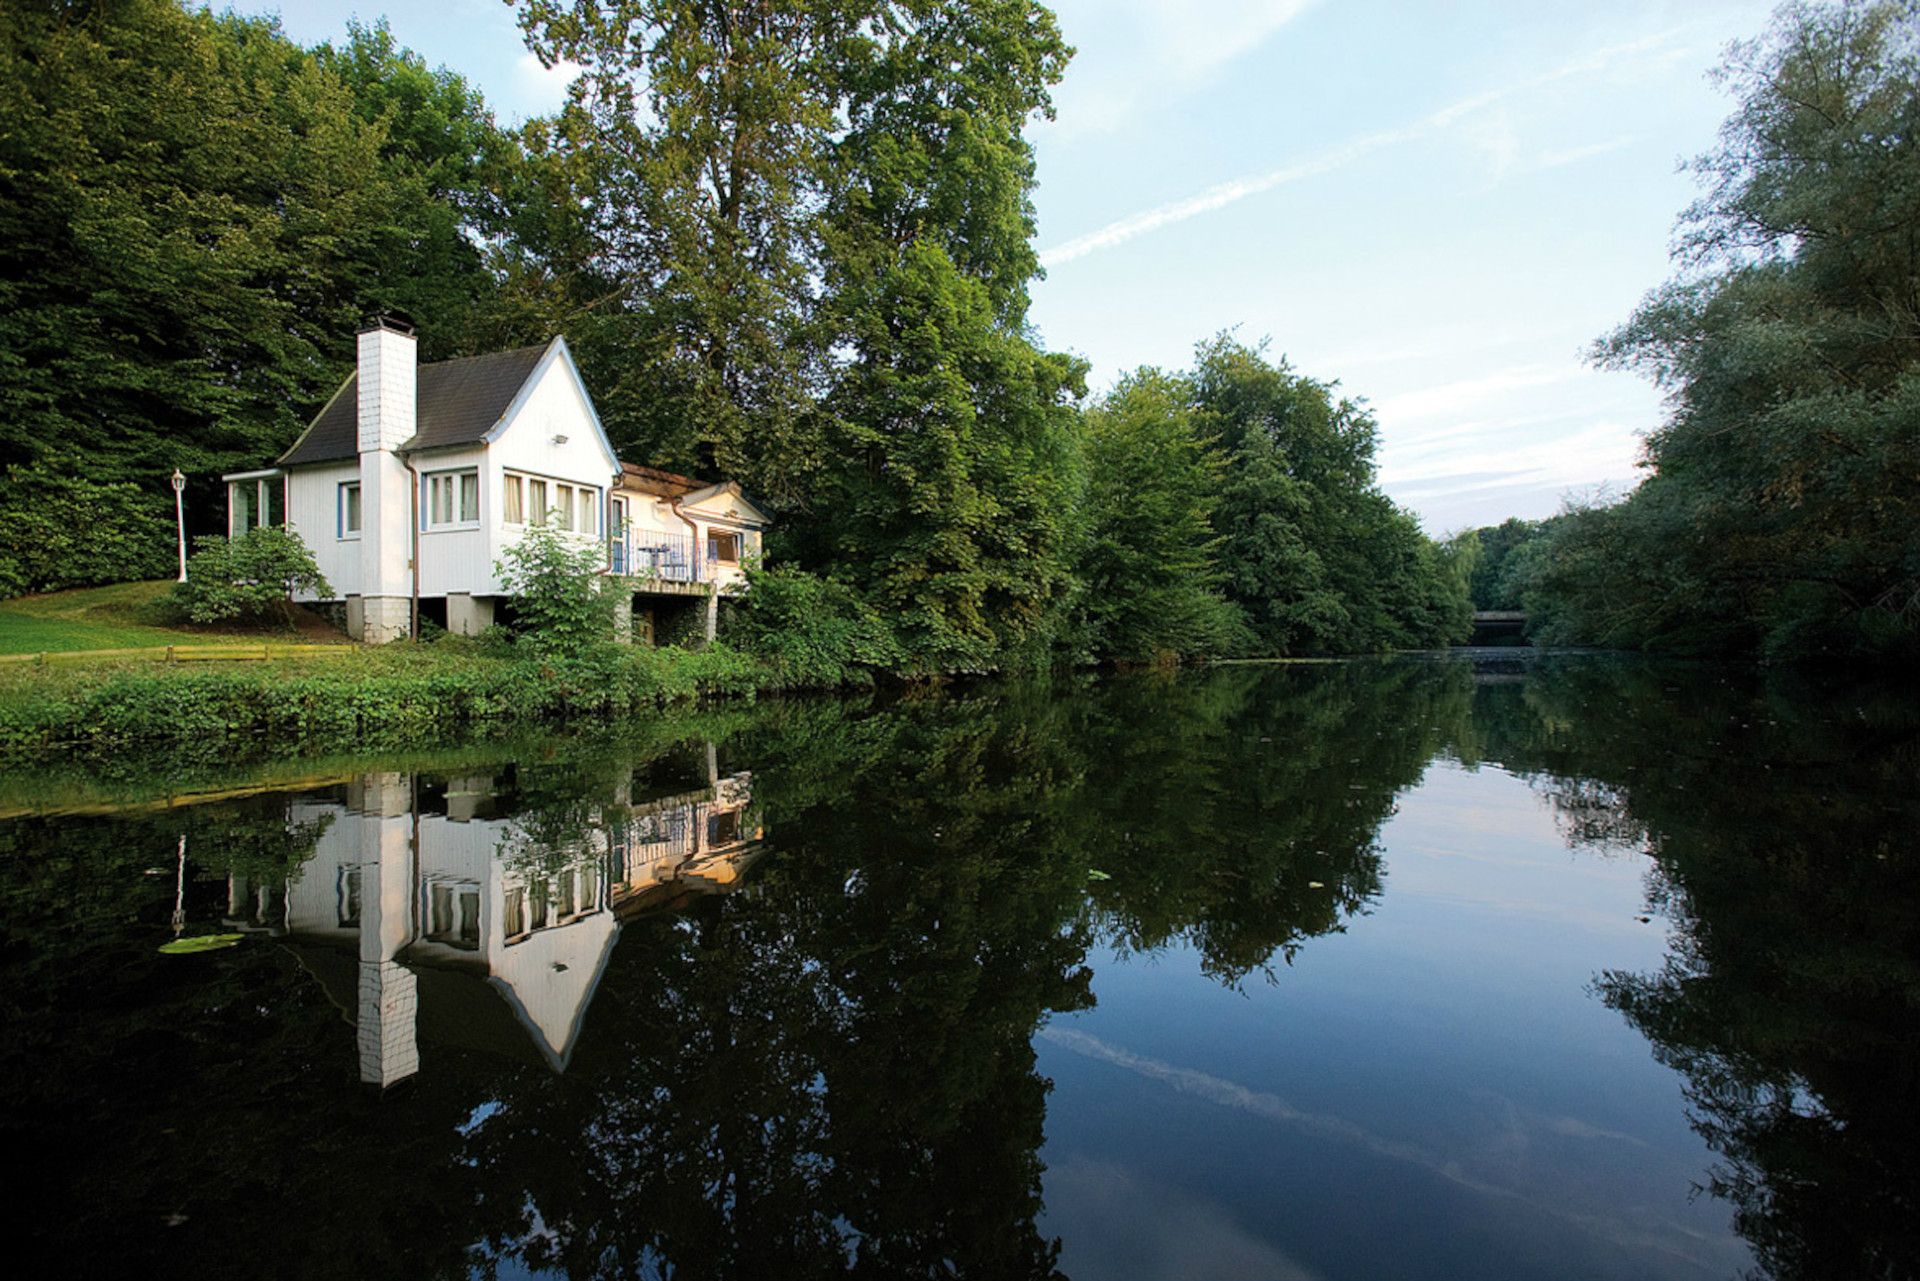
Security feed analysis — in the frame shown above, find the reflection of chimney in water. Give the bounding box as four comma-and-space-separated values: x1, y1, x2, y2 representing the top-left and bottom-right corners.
357, 960, 419, 1088
355, 772, 419, 1088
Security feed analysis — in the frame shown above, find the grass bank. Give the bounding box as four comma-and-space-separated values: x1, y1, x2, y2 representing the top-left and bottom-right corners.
0, 640, 847, 765
0, 580, 349, 654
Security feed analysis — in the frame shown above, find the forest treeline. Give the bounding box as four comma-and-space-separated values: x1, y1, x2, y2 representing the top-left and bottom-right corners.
1459, 0, 1919, 663
0, 0, 1471, 666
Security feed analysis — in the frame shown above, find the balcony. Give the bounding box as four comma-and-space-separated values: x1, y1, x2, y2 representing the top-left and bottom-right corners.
617, 529, 708, 583
611, 528, 744, 589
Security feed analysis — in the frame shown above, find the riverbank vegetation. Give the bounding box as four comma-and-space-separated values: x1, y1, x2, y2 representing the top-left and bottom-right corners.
0, 0, 1470, 675
0, 640, 777, 762
1462, 2, 1920, 662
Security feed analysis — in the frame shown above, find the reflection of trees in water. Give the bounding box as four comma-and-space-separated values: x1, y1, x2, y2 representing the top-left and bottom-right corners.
1074, 662, 1472, 983
460, 694, 1099, 1279
2, 668, 1450, 1278
26, 658, 1911, 1278
1477, 660, 1920, 1281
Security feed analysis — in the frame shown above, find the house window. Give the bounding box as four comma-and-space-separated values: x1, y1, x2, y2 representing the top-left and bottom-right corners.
227, 476, 282, 536
505, 472, 598, 533
339, 482, 362, 537
427, 882, 481, 951
231, 484, 258, 536
426, 469, 479, 528
709, 530, 741, 563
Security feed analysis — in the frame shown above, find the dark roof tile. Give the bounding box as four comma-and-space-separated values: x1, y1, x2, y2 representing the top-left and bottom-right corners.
280, 343, 552, 466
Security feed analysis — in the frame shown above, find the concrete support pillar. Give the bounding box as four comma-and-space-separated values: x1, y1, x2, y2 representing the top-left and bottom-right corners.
703, 588, 718, 645
612, 592, 634, 644
361, 595, 412, 645
446, 592, 495, 637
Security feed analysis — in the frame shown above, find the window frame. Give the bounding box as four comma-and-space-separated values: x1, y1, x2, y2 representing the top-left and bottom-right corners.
338, 480, 362, 540
504, 469, 601, 535
422, 466, 481, 532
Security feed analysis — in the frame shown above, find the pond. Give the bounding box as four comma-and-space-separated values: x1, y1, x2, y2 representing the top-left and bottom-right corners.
1, 656, 1913, 1280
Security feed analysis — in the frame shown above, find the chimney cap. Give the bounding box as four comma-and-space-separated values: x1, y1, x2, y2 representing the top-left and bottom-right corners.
358, 311, 416, 337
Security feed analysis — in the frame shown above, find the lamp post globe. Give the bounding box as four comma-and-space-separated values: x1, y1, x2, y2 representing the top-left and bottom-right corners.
171, 469, 188, 582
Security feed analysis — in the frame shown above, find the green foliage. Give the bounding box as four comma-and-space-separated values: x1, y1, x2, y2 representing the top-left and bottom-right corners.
0, 640, 777, 762
805, 240, 1087, 666
1461, 516, 1562, 611
170, 527, 331, 625
0, 2, 521, 530
494, 523, 624, 655
721, 563, 905, 686
1194, 336, 1471, 653
1071, 370, 1248, 660
512, 1, 1073, 501
0, 459, 173, 598
1531, 0, 1920, 662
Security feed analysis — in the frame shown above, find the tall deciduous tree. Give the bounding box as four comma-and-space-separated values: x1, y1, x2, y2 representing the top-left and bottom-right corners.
1533, 0, 1920, 660
0, 2, 519, 529
1194, 336, 1468, 653
1071, 370, 1244, 661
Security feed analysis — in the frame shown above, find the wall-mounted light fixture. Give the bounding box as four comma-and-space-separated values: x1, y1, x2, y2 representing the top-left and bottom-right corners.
551, 433, 570, 446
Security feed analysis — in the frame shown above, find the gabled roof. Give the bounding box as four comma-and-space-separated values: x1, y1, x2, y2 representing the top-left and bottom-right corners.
680, 480, 771, 528
279, 342, 553, 466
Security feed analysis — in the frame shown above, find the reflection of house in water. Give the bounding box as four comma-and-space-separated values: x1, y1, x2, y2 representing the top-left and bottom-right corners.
223, 753, 762, 1087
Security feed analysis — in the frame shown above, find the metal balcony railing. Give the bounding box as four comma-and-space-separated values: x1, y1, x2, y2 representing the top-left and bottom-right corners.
618, 529, 709, 583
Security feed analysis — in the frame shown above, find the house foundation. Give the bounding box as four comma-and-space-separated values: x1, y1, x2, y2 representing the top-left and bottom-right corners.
360, 595, 413, 644
446, 592, 495, 637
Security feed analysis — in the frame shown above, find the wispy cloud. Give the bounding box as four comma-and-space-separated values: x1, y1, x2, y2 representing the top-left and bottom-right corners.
1039, 28, 1691, 267
1536, 135, 1638, 169
1040, 1024, 1719, 1266
1045, 0, 1321, 138
1374, 364, 1593, 425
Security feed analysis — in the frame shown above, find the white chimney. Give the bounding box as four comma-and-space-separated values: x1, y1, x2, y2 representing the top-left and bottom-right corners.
357, 317, 416, 452
357, 316, 416, 642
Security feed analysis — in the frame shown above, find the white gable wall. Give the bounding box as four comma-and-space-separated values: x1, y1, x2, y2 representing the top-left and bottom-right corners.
485, 350, 620, 595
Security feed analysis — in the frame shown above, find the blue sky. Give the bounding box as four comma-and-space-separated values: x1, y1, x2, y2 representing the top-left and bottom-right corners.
251, 0, 1778, 532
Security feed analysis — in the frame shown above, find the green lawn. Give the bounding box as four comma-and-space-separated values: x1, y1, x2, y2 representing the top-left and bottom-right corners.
0, 581, 349, 655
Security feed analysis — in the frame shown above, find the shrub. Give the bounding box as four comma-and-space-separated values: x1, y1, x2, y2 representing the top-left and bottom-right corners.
721, 564, 904, 686
0, 459, 173, 598
171, 527, 332, 624
495, 524, 624, 655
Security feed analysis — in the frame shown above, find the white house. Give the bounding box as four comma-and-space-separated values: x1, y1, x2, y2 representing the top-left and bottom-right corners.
222, 317, 770, 643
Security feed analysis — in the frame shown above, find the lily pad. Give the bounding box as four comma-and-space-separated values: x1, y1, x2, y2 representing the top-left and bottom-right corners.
159, 933, 244, 955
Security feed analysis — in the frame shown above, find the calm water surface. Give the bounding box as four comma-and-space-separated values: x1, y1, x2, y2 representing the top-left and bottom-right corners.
2, 656, 1913, 1280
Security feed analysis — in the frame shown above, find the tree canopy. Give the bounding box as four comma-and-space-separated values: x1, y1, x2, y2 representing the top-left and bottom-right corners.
0, 0, 1475, 664
1522, 0, 1920, 661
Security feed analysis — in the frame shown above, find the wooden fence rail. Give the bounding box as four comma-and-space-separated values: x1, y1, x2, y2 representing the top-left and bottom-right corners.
0, 642, 354, 667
